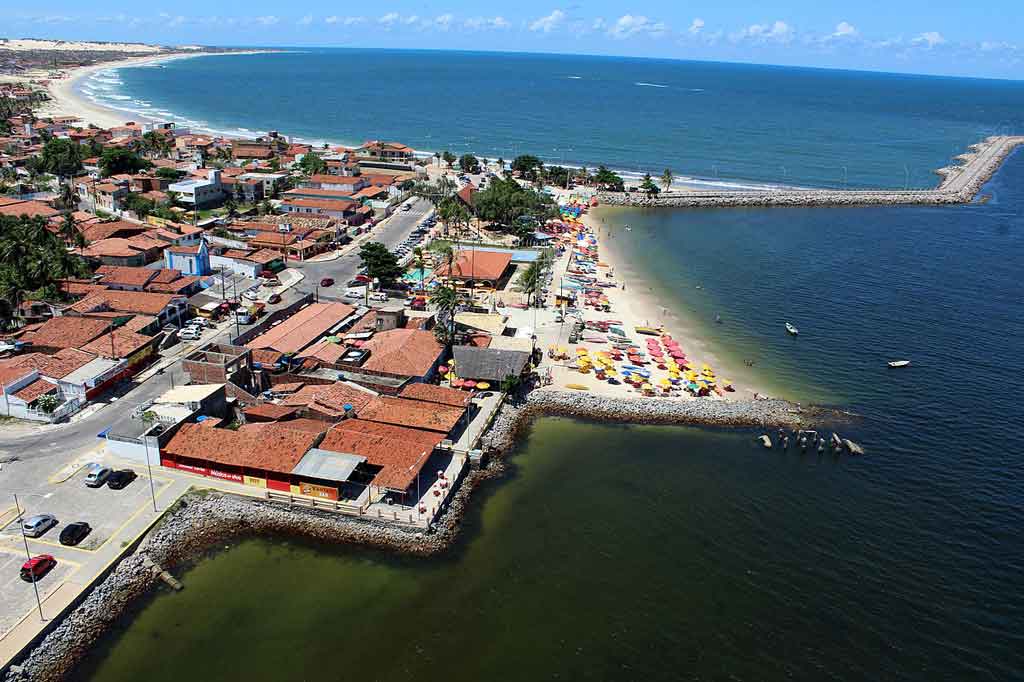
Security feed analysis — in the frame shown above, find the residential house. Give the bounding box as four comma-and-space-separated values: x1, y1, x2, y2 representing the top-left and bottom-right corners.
164, 240, 211, 276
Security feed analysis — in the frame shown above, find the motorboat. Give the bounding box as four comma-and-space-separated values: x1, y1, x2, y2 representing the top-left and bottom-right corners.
888, 360, 911, 368
785, 323, 799, 336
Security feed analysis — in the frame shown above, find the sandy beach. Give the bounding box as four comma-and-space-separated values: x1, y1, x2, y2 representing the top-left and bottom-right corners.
8, 50, 275, 130
522, 199, 769, 402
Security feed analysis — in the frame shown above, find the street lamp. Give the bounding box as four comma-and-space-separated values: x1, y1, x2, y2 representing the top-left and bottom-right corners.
142, 438, 158, 513
11, 493, 46, 622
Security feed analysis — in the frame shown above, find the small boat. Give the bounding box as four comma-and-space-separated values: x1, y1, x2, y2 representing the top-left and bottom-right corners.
635, 326, 660, 336
785, 323, 799, 336
888, 360, 911, 368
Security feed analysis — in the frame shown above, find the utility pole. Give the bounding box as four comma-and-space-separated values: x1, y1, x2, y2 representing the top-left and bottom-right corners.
142, 440, 157, 512
14, 494, 45, 622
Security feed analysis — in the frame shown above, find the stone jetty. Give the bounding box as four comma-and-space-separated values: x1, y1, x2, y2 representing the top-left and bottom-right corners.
598, 135, 1024, 209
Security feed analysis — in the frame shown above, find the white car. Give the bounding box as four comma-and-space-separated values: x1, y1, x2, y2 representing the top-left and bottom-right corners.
179, 327, 202, 341
242, 290, 259, 301
369, 292, 388, 302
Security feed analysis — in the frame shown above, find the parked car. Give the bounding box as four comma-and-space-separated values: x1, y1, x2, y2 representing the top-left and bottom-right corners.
234, 311, 254, 325
343, 287, 366, 299
354, 274, 371, 283
59, 522, 91, 546
319, 277, 335, 287
21, 514, 57, 538
179, 327, 202, 341
107, 469, 138, 490
20, 555, 56, 582
267, 293, 282, 305
401, 204, 411, 212
189, 318, 212, 329
242, 290, 259, 301
85, 466, 113, 488
369, 292, 388, 302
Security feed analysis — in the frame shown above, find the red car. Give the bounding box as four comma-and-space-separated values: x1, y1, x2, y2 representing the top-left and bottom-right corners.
320, 278, 335, 287
267, 293, 282, 305
21, 554, 56, 582
353, 274, 371, 283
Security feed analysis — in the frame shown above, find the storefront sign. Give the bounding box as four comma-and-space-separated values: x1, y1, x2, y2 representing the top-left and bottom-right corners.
208, 467, 244, 483
299, 482, 339, 501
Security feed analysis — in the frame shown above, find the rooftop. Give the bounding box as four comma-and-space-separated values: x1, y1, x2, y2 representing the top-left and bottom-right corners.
360, 328, 442, 378
321, 420, 441, 491
357, 396, 465, 434
246, 302, 356, 355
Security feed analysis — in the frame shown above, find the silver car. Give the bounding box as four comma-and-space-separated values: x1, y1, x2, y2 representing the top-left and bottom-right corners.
22, 514, 57, 538
85, 466, 113, 488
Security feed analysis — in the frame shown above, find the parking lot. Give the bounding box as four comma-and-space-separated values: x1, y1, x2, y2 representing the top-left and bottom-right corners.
1, 466, 171, 553
0, 547, 80, 635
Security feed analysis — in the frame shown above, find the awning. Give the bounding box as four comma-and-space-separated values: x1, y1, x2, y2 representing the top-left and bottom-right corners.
291, 448, 367, 483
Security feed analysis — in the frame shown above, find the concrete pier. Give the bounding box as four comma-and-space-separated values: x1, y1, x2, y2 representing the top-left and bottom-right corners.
597, 136, 1024, 209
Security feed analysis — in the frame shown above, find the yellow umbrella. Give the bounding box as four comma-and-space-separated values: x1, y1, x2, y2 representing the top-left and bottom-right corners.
476, 381, 491, 390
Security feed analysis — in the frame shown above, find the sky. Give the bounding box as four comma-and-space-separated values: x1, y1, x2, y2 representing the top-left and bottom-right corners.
7, 1, 1024, 79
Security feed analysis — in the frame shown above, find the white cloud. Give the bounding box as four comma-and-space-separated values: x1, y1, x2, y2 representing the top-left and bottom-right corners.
912, 31, 945, 48
832, 21, 857, 38
733, 20, 793, 44
465, 16, 510, 31
254, 15, 279, 26
530, 10, 565, 33
379, 12, 400, 26
434, 14, 454, 31
688, 18, 705, 35
609, 15, 668, 40
298, 14, 313, 26
403, 15, 420, 25
592, 18, 607, 31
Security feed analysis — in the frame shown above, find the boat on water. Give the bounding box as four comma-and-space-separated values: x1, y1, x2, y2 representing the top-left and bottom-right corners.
785, 323, 799, 336
635, 326, 661, 336
888, 360, 911, 368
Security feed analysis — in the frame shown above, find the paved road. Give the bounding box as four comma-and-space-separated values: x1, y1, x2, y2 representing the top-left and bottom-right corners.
296, 197, 433, 296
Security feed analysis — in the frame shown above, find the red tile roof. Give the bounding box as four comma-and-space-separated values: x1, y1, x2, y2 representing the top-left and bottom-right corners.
361, 328, 442, 378
164, 421, 321, 474
321, 420, 441, 491
67, 290, 182, 316
434, 250, 512, 282
12, 378, 57, 403
0, 200, 59, 219
0, 349, 95, 380
398, 383, 472, 408
242, 403, 300, 421
20, 317, 109, 350
81, 328, 153, 359
246, 302, 355, 354
356, 396, 464, 433
96, 265, 158, 288
280, 381, 376, 418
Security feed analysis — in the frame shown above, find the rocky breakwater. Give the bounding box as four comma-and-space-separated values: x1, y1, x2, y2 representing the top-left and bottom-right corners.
598, 135, 1024, 209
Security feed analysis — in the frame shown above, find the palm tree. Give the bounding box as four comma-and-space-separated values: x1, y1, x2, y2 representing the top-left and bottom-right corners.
412, 246, 427, 294
59, 180, 78, 212
59, 212, 77, 246
429, 284, 459, 352
517, 261, 542, 307
661, 168, 674, 192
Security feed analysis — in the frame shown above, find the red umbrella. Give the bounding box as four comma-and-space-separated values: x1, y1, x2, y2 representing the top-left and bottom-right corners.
463, 380, 477, 389
451, 378, 464, 388
439, 365, 450, 374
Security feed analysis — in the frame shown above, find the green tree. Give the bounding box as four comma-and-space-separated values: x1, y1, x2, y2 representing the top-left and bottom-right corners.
473, 176, 557, 231
123, 192, 157, 218
429, 283, 458, 351
660, 168, 674, 191
224, 197, 238, 219
33, 137, 84, 179
511, 155, 544, 182
358, 241, 403, 285
297, 152, 326, 176
640, 173, 661, 194
155, 167, 182, 180
458, 154, 481, 174
441, 150, 457, 166
593, 165, 625, 191
517, 260, 542, 307
99, 148, 150, 177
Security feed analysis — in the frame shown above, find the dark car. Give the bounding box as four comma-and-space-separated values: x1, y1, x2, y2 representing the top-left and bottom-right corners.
267, 293, 282, 304
319, 277, 334, 287
107, 469, 137, 490
59, 522, 91, 546
20, 555, 56, 582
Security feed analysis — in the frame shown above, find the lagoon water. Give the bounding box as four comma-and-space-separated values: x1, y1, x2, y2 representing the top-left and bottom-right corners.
70, 52, 1024, 680
75, 152, 1024, 682
83, 49, 1024, 189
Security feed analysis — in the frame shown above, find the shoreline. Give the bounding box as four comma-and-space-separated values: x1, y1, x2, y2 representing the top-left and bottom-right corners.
581, 207, 775, 401
2, 390, 829, 682
27, 50, 281, 131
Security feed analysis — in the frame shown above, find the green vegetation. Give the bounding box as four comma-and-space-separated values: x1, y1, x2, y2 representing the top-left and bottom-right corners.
156, 167, 182, 180
358, 241, 403, 285
140, 131, 172, 157
458, 154, 481, 174
640, 173, 661, 194
511, 155, 544, 182
0, 215, 90, 329
99, 148, 150, 177
297, 152, 326, 176
473, 176, 557, 237
441, 150, 457, 166
593, 165, 625, 191
28, 137, 84, 178
661, 168, 674, 191
516, 249, 554, 307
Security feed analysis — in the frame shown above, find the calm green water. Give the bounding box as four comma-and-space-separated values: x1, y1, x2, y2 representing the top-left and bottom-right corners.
76, 418, 1021, 681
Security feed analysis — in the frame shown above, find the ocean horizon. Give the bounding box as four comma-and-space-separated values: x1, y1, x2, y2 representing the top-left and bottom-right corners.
77, 47, 1024, 190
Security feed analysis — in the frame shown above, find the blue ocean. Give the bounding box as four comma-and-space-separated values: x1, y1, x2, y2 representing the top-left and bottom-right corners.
71, 50, 1024, 681
80, 48, 1024, 189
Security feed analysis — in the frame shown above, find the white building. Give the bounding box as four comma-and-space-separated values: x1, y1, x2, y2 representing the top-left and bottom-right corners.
169, 169, 225, 208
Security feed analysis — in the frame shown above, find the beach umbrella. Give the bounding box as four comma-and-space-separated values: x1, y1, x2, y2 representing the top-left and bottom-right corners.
463, 380, 477, 389
451, 378, 464, 388
439, 365, 450, 374
477, 382, 491, 390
